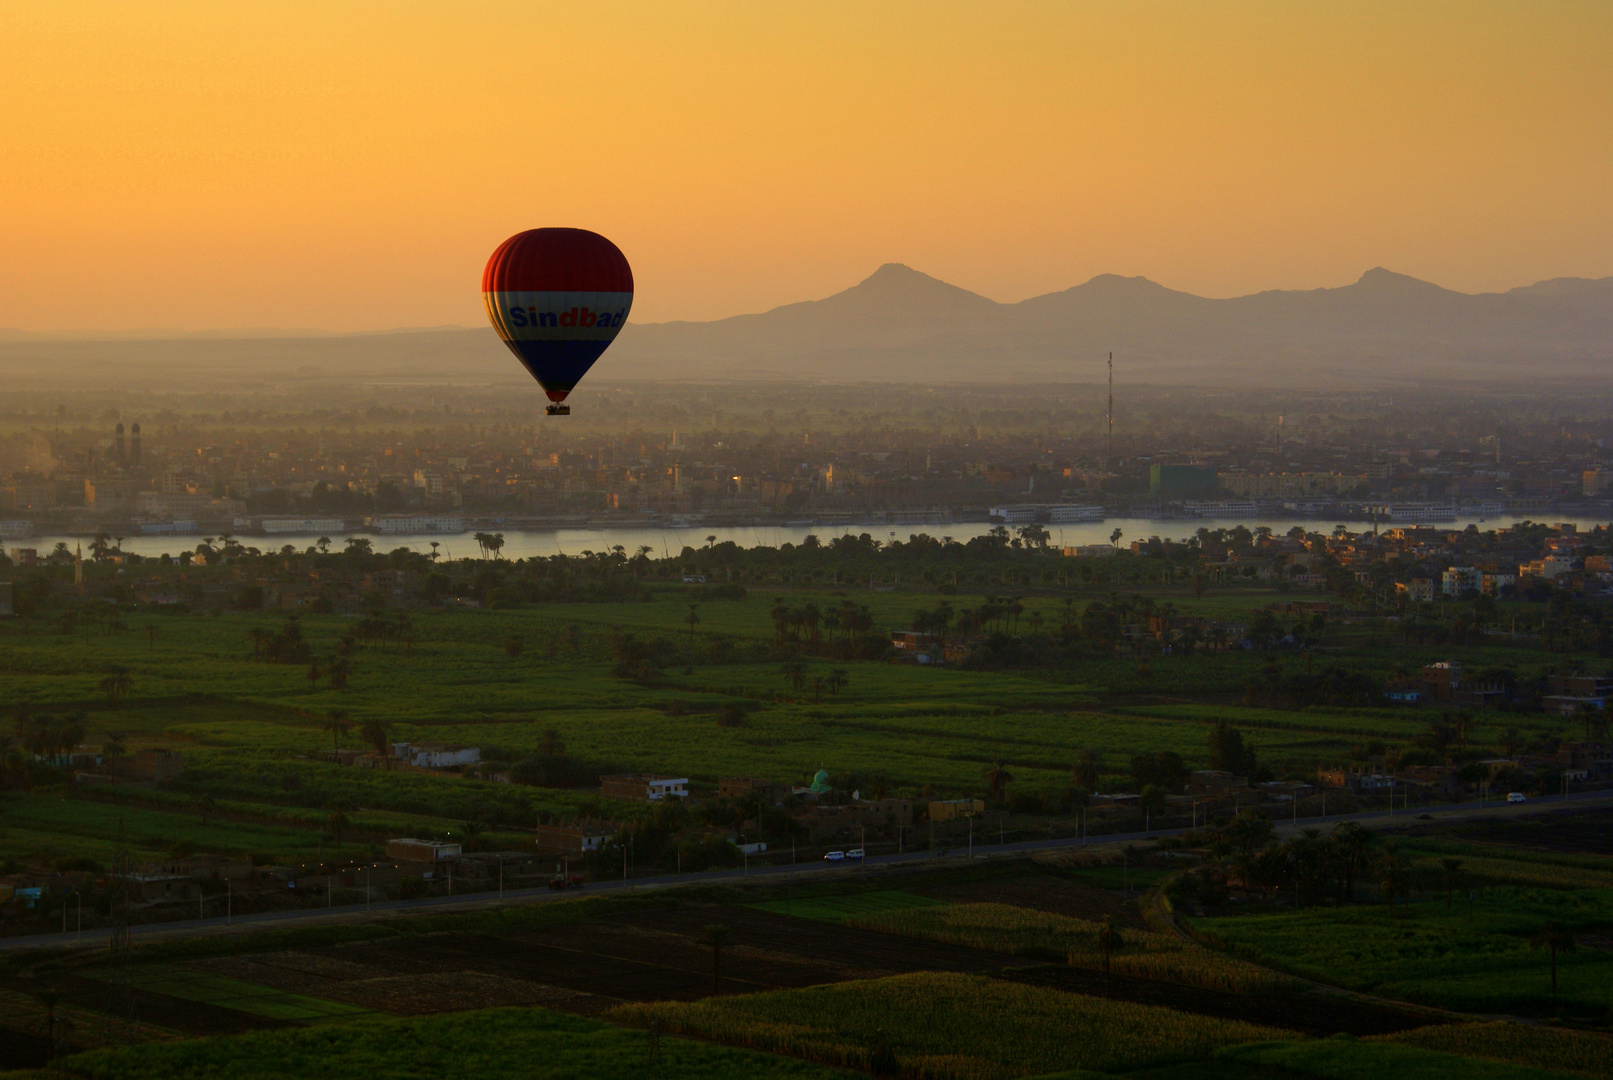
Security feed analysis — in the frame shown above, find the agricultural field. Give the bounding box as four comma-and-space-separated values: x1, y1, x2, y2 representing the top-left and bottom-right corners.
1188, 885, 1613, 1016
0, 582, 1568, 873
845, 902, 1297, 993
55, 1006, 858, 1080
610, 970, 1296, 1078
1386, 1022, 1613, 1080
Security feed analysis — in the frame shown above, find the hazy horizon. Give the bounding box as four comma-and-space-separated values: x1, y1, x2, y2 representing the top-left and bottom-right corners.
2, 262, 1610, 341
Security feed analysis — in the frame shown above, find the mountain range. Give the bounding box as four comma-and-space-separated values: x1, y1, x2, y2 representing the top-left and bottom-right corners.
4, 266, 1611, 388
605, 264, 1613, 385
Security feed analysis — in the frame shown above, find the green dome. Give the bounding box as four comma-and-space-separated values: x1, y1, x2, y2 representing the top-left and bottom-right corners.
809, 768, 832, 794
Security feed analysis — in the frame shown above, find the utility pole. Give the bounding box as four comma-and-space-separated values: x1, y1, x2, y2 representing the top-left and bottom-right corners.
1106, 351, 1114, 465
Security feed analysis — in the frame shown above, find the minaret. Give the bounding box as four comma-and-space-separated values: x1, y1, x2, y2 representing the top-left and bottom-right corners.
130, 422, 142, 466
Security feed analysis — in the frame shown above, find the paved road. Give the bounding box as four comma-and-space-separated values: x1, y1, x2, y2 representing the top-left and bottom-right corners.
6, 788, 1609, 954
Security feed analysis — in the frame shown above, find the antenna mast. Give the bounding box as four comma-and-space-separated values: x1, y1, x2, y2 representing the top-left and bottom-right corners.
1106, 351, 1113, 465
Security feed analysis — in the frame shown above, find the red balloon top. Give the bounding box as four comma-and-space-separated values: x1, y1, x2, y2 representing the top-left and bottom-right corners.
482, 228, 634, 293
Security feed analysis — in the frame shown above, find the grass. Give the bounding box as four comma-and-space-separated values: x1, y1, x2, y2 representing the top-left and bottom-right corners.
1385, 1022, 1613, 1080
1214, 1037, 1587, 1080
610, 971, 1295, 1079
56, 1005, 856, 1079
1188, 886, 1613, 1016
79, 964, 373, 1022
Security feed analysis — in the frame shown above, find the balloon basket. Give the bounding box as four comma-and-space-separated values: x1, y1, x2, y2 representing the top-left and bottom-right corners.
546, 404, 571, 416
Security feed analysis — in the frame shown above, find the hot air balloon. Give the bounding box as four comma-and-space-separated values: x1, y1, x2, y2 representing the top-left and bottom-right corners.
482, 228, 633, 415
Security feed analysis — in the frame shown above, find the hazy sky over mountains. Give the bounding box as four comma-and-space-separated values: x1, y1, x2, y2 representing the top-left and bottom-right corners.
2, 2, 1610, 333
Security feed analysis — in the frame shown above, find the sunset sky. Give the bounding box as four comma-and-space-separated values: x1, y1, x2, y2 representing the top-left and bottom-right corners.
2, 2, 1610, 333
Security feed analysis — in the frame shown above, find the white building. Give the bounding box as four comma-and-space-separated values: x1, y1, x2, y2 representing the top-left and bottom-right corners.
1441, 566, 1481, 596
392, 743, 480, 769
1519, 556, 1576, 581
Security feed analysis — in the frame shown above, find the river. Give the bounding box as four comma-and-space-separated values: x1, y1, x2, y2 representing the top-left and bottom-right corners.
13, 513, 1594, 562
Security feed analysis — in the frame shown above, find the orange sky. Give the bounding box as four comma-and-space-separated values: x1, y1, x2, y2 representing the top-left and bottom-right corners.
2, 1, 1610, 333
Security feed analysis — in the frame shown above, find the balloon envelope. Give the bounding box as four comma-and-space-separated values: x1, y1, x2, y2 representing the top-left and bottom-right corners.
482, 228, 633, 402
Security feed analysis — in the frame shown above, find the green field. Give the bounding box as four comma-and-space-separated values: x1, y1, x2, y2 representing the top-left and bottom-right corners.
0, 589, 1586, 868
56, 1006, 856, 1080
1189, 886, 1613, 1016
611, 971, 1295, 1078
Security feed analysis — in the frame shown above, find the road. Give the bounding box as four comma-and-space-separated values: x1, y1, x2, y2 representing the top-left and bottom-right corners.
5, 788, 1608, 954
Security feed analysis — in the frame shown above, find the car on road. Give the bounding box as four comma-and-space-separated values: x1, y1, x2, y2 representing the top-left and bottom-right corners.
1507, 792, 1527, 803
548, 874, 585, 889
823, 851, 846, 862
846, 849, 865, 861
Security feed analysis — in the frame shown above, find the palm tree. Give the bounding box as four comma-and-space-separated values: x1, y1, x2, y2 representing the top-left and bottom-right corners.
322, 709, 351, 753
97, 666, 133, 706
1530, 922, 1577, 999
983, 758, 1014, 798
703, 923, 729, 995
359, 718, 390, 766
1072, 748, 1103, 791
196, 793, 215, 826
316, 536, 332, 554
541, 728, 566, 756
1375, 846, 1416, 915
486, 533, 505, 559
33, 989, 64, 1060
327, 809, 351, 848
810, 675, 823, 702
685, 603, 701, 641
1096, 916, 1123, 994
825, 669, 849, 697
778, 661, 808, 694
101, 731, 127, 760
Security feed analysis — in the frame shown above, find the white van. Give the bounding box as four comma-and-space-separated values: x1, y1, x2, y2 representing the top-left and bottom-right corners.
1506, 792, 1526, 803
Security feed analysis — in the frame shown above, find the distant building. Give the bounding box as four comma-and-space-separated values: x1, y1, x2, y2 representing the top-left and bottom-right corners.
928, 798, 985, 822
533, 818, 620, 857
1149, 465, 1217, 496
107, 749, 184, 782
599, 774, 689, 801
1543, 673, 1613, 714
1062, 544, 1117, 558
1441, 567, 1481, 596
392, 743, 479, 769
1519, 556, 1576, 581
386, 838, 462, 862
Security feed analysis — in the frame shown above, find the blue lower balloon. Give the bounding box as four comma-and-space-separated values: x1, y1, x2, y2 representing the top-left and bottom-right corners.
502, 339, 615, 400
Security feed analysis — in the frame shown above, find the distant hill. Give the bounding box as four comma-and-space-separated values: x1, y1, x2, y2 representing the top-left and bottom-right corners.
607, 264, 1613, 384
3, 266, 1611, 388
